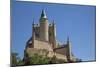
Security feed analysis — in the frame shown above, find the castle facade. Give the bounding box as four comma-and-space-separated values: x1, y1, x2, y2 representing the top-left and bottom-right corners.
24, 9, 78, 63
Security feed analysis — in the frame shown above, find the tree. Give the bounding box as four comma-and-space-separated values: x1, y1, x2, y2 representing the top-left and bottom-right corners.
11, 52, 24, 66
11, 52, 18, 67
17, 59, 24, 66
24, 53, 51, 65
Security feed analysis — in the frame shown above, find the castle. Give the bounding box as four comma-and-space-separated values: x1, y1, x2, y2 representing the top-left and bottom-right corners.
24, 9, 78, 63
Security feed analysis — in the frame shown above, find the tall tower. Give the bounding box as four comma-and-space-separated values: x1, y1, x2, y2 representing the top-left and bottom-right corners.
49, 20, 56, 48
40, 9, 49, 41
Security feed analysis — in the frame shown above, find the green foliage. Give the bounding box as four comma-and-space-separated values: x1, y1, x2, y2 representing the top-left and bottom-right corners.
50, 55, 57, 63
17, 59, 24, 65
25, 53, 51, 65
24, 53, 66, 65
11, 52, 24, 66
11, 51, 67, 66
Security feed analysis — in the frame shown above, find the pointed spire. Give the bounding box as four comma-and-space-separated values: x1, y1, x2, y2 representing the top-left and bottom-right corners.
32, 19, 35, 30
52, 20, 56, 27
32, 19, 34, 26
53, 20, 55, 24
32, 19, 35, 39
66, 36, 72, 61
40, 9, 47, 19
67, 36, 69, 42
67, 36, 69, 44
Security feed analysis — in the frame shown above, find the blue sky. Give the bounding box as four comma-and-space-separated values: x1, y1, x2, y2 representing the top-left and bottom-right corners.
11, 1, 96, 61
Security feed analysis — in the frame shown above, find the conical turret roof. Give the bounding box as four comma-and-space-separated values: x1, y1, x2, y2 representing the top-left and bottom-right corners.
40, 9, 47, 19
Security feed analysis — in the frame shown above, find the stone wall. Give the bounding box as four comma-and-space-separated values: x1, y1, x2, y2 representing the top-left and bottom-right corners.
25, 39, 70, 62
54, 47, 67, 55
54, 52, 67, 62
34, 39, 53, 51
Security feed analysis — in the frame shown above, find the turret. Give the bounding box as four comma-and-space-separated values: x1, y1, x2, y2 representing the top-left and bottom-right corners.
49, 20, 56, 48
32, 20, 35, 47
66, 37, 72, 61
40, 9, 49, 41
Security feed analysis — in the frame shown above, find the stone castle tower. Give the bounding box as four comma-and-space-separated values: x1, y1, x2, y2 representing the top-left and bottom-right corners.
24, 9, 78, 63
32, 9, 56, 49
